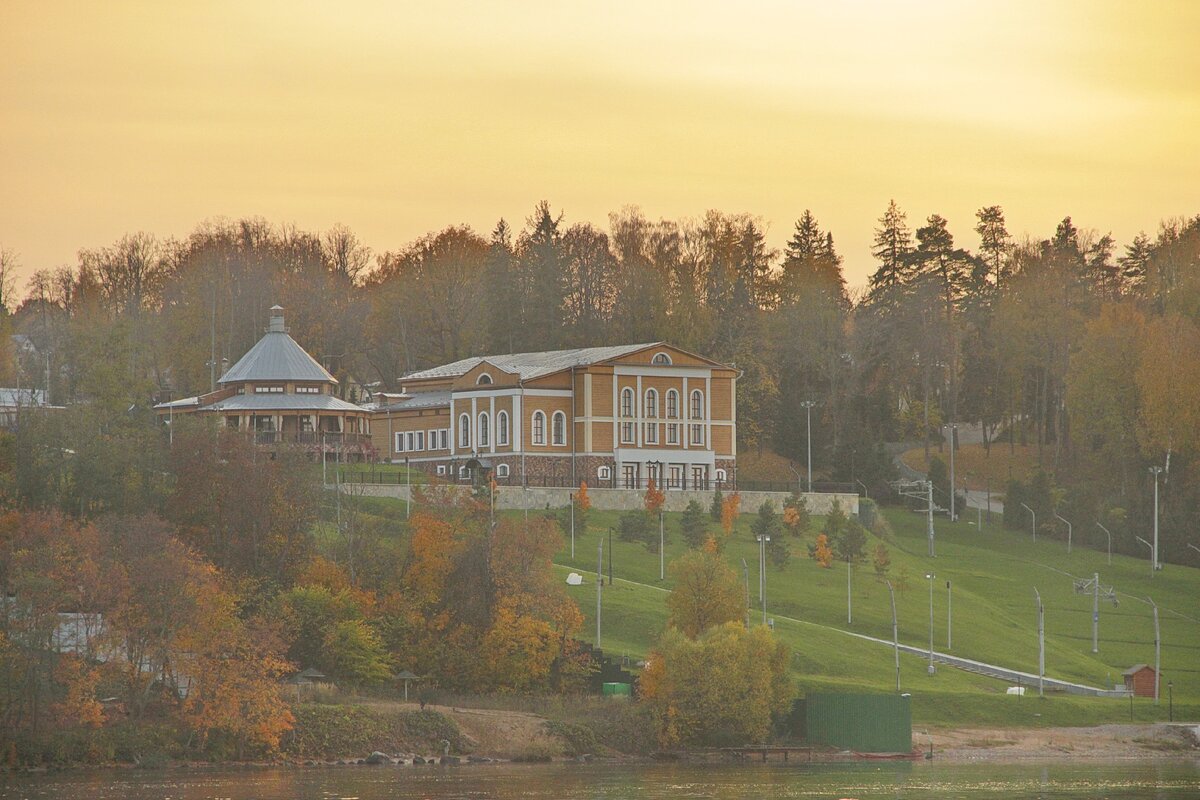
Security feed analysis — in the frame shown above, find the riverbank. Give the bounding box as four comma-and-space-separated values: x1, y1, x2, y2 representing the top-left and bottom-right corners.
926, 723, 1200, 761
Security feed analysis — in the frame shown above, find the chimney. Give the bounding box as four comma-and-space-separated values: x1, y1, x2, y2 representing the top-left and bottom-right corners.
268, 305, 286, 333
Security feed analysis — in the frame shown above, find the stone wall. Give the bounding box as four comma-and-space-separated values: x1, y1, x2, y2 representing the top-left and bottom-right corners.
343, 482, 859, 516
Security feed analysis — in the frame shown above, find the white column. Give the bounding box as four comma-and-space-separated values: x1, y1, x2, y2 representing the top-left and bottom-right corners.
584, 373, 593, 452
611, 376, 618, 452
489, 395, 496, 453
636, 375, 643, 447
448, 397, 456, 452
705, 376, 712, 449
471, 396, 478, 453
512, 394, 523, 452
682, 377, 689, 450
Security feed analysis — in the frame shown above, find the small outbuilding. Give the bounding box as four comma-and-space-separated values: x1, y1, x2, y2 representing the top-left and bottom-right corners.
1122, 664, 1159, 698
284, 667, 335, 699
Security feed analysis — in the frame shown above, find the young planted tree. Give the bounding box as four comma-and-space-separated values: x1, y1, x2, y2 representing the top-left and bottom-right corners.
680, 499, 710, 549
666, 548, 744, 638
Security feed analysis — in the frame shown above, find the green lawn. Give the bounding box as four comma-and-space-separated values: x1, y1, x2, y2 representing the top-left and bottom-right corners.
322, 493, 1200, 728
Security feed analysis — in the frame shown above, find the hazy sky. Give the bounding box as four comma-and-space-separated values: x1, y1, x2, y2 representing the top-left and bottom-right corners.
2, 0, 1198, 290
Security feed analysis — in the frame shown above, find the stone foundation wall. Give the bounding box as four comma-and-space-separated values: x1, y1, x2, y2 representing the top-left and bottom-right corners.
344, 482, 859, 516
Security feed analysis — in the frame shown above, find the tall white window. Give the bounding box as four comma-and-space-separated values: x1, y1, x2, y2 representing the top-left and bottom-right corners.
667, 424, 679, 445
415, 431, 425, 451
459, 413, 471, 449
690, 389, 703, 420
406, 431, 415, 451
532, 411, 546, 445
478, 412, 490, 448
620, 388, 634, 417
645, 422, 658, 444
394, 432, 406, 452
620, 422, 635, 443
552, 411, 566, 446
428, 429, 438, 449
645, 389, 658, 418
666, 389, 679, 419
690, 424, 703, 445
497, 411, 509, 446
440, 429, 449, 450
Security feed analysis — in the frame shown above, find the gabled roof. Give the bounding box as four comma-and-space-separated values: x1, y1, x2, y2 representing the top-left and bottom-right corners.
378, 390, 451, 412
403, 343, 660, 383
1122, 664, 1153, 676
218, 307, 337, 386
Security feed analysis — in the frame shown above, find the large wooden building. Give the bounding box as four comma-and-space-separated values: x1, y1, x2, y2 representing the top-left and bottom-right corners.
372, 343, 738, 488
155, 306, 373, 459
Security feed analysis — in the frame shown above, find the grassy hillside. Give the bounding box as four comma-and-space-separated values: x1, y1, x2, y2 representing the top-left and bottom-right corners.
550, 503, 1200, 728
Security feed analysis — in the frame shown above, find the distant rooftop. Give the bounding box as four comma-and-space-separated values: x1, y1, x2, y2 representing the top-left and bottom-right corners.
218, 306, 337, 386
402, 343, 661, 383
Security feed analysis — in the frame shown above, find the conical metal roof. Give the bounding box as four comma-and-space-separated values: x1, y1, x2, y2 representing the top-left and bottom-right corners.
218, 307, 337, 385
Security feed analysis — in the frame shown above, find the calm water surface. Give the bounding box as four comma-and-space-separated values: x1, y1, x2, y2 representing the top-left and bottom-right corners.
1, 761, 1198, 800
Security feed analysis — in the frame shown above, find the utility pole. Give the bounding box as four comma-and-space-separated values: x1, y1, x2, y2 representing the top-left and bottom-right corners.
756, 534, 770, 625
659, 508, 665, 581
569, 491, 575, 560
945, 423, 957, 521
926, 572, 935, 675
741, 558, 750, 630
1033, 587, 1045, 698
846, 558, 852, 625
596, 538, 603, 648
946, 580, 952, 650
1093, 573, 1099, 654
1150, 466, 1163, 571
927, 481, 934, 557
886, 580, 899, 691
801, 400, 816, 492
1148, 596, 1160, 705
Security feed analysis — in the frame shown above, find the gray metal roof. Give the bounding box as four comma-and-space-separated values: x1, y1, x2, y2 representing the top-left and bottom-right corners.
154, 395, 201, 410
403, 343, 661, 383
218, 309, 337, 385
379, 390, 451, 412
205, 394, 366, 413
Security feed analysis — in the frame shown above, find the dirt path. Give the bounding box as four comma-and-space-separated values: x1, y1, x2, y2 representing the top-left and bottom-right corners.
925, 723, 1200, 760
362, 699, 561, 759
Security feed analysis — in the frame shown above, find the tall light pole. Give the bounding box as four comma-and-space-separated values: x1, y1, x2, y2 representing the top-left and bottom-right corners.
405, 456, 411, 520
1149, 466, 1163, 571
925, 572, 935, 675
886, 580, 900, 691
1097, 521, 1112, 565
757, 534, 771, 625
926, 481, 935, 557
801, 400, 816, 492
1033, 587, 1045, 697
946, 580, 952, 650
1020, 502, 1037, 541
569, 490, 575, 559
659, 507, 665, 581
1135, 535, 1154, 576
596, 538, 603, 648
1054, 512, 1072, 554
1147, 596, 1160, 704
1187, 543, 1200, 555
741, 558, 750, 629
944, 423, 957, 521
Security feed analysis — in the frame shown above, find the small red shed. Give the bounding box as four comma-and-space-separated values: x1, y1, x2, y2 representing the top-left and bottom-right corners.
1122, 664, 1158, 698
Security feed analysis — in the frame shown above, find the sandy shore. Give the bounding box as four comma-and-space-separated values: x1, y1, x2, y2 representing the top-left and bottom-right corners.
924, 723, 1200, 761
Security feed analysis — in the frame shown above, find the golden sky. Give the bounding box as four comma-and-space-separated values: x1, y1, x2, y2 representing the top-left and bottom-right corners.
2, 0, 1198, 290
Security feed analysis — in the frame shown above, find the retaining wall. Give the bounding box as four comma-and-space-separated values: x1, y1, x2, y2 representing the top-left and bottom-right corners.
342, 483, 859, 516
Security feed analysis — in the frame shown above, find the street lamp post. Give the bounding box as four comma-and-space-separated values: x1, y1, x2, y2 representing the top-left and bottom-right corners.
741, 558, 750, 630
886, 580, 900, 691
946, 580, 952, 650
1033, 587, 1045, 697
1149, 466, 1163, 571
569, 491, 575, 559
925, 573, 935, 675
1054, 512, 1072, 555
1135, 535, 1154, 576
1147, 596, 1160, 705
801, 400, 816, 492
757, 534, 771, 625
405, 456, 411, 520
944, 424, 957, 521
1098, 522, 1113, 565
596, 538, 603, 648
1020, 502, 1036, 541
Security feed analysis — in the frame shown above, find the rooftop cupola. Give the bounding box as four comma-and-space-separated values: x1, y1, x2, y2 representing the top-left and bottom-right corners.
268, 305, 286, 333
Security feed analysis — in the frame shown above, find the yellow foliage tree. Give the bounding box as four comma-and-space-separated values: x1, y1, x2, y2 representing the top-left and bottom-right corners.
404, 511, 465, 607
720, 492, 741, 536
1137, 313, 1200, 462
640, 622, 792, 747
577, 481, 591, 512
811, 533, 833, 568
644, 478, 665, 514
666, 548, 745, 638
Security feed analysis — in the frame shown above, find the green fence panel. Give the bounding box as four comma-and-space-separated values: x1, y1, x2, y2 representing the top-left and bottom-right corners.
804, 693, 911, 753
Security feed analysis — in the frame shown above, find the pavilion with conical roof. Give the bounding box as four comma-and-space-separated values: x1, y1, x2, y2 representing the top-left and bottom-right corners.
155, 306, 373, 458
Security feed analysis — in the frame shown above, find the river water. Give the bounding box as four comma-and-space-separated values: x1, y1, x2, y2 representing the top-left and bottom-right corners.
1, 761, 1198, 799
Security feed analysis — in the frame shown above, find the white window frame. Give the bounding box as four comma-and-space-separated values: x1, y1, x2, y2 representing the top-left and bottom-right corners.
667, 423, 679, 445
428, 429, 438, 449
415, 431, 425, 451
597, 465, 611, 481
690, 389, 703, 420
669, 465, 682, 489
496, 463, 510, 478
532, 411, 546, 445
497, 410, 509, 446
459, 466, 471, 479
666, 389, 679, 419
652, 352, 672, 366
620, 421, 635, 444
645, 388, 658, 418
477, 372, 493, 385
406, 431, 416, 452
436, 464, 447, 476
254, 385, 284, 394
394, 432, 406, 452
296, 385, 320, 394
439, 429, 449, 450
478, 411, 490, 448
690, 423, 703, 445
551, 411, 566, 446
715, 468, 727, 483
620, 387, 634, 417
459, 413, 471, 449
645, 422, 658, 444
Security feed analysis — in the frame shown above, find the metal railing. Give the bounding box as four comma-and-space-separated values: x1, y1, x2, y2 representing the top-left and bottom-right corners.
252, 430, 371, 447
